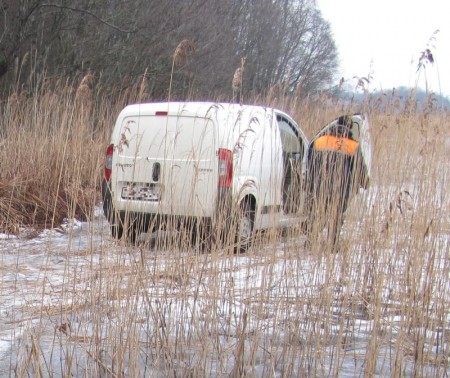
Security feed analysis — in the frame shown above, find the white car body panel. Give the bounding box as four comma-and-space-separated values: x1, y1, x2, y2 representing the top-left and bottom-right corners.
107, 102, 309, 232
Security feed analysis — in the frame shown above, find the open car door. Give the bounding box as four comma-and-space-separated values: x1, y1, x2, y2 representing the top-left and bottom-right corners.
308, 113, 371, 185
304, 114, 371, 248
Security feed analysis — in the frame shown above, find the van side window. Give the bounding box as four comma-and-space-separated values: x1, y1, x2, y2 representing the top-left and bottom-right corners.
276, 116, 302, 156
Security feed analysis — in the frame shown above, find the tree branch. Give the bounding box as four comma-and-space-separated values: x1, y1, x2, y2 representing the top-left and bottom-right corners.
36, 3, 137, 34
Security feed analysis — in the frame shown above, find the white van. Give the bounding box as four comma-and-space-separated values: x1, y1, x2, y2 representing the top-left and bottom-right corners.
102, 102, 370, 249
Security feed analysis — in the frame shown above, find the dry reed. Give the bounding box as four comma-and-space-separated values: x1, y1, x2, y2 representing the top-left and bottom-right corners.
168, 39, 196, 101
0, 81, 449, 377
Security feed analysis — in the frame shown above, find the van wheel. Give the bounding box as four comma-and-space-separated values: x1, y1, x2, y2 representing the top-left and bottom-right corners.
111, 214, 138, 245
111, 222, 124, 240
109, 210, 124, 240
191, 221, 212, 251
235, 200, 254, 253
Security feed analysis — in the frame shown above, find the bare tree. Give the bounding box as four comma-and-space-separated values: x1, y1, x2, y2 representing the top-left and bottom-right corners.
0, 0, 338, 98
230, 0, 337, 95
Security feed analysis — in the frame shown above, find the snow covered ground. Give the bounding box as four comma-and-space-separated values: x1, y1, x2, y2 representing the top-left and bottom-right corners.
0, 202, 449, 376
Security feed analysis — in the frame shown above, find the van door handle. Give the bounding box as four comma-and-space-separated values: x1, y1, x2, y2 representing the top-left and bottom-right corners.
152, 162, 161, 182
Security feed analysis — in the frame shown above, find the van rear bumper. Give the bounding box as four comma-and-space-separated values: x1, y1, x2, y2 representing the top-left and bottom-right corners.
115, 211, 213, 234
103, 179, 233, 234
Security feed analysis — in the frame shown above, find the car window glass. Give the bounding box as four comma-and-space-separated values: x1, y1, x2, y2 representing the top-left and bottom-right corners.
277, 117, 301, 154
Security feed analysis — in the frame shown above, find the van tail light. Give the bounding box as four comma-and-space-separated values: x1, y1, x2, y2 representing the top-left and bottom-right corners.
104, 144, 114, 181
218, 148, 233, 188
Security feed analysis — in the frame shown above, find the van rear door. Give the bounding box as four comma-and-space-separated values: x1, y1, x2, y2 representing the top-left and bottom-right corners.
112, 107, 217, 217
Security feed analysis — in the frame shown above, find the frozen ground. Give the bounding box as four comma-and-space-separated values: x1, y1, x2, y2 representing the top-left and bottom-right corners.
0, 203, 449, 376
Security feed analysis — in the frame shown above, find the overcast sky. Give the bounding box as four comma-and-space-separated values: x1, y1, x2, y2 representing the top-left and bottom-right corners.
317, 0, 449, 97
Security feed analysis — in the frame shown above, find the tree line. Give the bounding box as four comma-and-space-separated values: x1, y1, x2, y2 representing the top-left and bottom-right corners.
0, 0, 338, 99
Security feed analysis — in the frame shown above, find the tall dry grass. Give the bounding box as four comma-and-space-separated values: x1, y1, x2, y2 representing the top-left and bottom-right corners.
0, 81, 449, 376
0, 76, 151, 232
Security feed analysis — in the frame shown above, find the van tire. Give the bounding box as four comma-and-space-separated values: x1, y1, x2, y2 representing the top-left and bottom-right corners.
111, 213, 139, 245
111, 221, 124, 240
191, 222, 212, 251
235, 199, 255, 253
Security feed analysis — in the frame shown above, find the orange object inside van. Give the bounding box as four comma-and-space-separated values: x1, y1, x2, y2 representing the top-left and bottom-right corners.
313, 135, 359, 155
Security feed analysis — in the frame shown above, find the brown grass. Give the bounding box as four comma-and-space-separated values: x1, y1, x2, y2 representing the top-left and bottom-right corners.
0, 80, 449, 376
169, 39, 196, 101
0, 78, 142, 231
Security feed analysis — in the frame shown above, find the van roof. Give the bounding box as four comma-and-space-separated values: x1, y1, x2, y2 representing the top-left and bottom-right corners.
119, 102, 285, 118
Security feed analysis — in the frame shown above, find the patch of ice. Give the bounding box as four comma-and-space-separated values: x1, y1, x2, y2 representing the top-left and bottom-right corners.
0, 337, 13, 357
38, 229, 65, 238
60, 218, 83, 233
0, 234, 17, 240
93, 205, 104, 218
